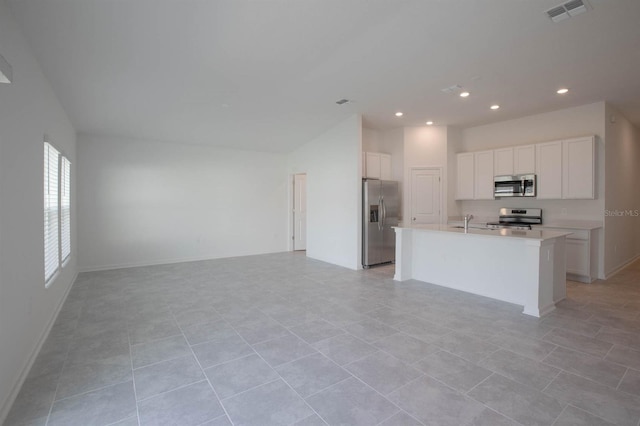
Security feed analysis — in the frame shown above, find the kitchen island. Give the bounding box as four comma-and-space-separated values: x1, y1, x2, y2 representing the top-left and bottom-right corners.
393, 225, 569, 317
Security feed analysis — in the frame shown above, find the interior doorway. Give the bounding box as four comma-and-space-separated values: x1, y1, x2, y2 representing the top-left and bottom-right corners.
410, 167, 442, 224
293, 173, 307, 251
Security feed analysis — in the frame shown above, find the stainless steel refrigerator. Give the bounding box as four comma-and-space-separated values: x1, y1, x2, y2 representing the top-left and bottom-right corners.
362, 179, 399, 268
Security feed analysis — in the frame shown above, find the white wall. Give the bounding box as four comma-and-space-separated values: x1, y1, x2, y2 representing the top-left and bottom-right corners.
362, 127, 382, 152
77, 135, 288, 270
0, 2, 77, 421
604, 104, 640, 275
380, 127, 404, 190
288, 115, 362, 269
403, 126, 449, 224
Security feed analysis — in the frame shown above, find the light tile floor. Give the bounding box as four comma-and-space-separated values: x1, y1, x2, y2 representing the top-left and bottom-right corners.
4, 253, 640, 426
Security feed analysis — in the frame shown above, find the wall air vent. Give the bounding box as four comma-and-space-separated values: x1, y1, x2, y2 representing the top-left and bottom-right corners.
546, 0, 589, 22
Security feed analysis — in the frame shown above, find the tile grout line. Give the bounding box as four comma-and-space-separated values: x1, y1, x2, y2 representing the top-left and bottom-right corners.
550, 404, 568, 426
43, 295, 87, 426
461, 371, 549, 426
616, 367, 630, 391
126, 328, 141, 426
220, 311, 330, 426
540, 367, 564, 394
172, 309, 236, 426
464, 372, 495, 396
11, 257, 640, 426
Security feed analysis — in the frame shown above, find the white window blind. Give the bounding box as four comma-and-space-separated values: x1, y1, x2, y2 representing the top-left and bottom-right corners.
61, 157, 71, 262
44, 142, 60, 282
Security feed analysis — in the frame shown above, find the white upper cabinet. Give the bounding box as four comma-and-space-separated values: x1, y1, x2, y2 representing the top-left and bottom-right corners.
536, 141, 563, 199
514, 144, 536, 174
364, 152, 392, 180
474, 150, 495, 200
456, 153, 475, 200
365, 152, 381, 178
562, 136, 595, 199
454, 135, 594, 201
494, 148, 514, 176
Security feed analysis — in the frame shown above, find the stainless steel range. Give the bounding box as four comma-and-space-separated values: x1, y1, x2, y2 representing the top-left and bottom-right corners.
486, 208, 542, 230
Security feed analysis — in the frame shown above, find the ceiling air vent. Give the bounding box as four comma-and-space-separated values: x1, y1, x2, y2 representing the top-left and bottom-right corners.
546, 0, 589, 22
547, 5, 569, 22
441, 84, 463, 94
336, 99, 350, 105
564, 0, 588, 16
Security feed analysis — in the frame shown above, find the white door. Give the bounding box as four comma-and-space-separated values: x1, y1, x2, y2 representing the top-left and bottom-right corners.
293, 174, 307, 251
411, 168, 441, 224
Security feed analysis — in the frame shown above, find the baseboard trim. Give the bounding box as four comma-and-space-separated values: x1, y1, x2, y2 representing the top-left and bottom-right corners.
605, 254, 640, 279
0, 272, 77, 425
77, 250, 288, 273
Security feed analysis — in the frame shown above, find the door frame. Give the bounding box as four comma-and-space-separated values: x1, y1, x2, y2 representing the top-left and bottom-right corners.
290, 173, 307, 252
409, 166, 443, 225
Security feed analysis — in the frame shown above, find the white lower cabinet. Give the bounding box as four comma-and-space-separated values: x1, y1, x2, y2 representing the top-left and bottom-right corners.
566, 238, 590, 278
544, 227, 597, 283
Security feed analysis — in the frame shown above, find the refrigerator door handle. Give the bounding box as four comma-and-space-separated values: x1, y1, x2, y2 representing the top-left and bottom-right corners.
381, 197, 386, 228
378, 196, 382, 230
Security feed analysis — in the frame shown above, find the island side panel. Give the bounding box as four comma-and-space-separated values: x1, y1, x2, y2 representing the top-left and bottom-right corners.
393, 227, 413, 281
524, 239, 555, 317
553, 236, 567, 303
409, 230, 543, 315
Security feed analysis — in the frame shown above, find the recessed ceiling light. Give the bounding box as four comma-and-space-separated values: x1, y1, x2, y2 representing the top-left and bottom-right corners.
426, 121, 434, 126
460, 92, 470, 98
490, 104, 500, 110
557, 88, 569, 94
395, 112, 403, 117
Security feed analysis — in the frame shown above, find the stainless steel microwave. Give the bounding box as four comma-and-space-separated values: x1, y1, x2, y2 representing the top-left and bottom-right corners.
494, 174, 536, 198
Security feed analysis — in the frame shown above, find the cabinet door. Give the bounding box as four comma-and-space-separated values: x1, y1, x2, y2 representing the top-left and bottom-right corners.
536, 141, 563, 199
514, 144, 536, 174
566, 238, 590, 276
563, 136, 594, 199
380, 154, 392, 180
494, 148, 514, 176
365, 152, 381, 179
474, 150, 494, 200
456, 153, 474, 200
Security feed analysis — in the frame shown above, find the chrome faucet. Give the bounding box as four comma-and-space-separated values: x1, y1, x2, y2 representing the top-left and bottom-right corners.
463, 214, 474, 232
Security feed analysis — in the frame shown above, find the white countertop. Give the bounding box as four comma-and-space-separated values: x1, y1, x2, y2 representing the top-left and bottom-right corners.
532, 220, 602, 230
448, 218, 602, 230
396, 224, 571, 241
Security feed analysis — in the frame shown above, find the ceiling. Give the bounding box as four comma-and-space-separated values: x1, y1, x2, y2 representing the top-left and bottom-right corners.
7, 0, 640, 152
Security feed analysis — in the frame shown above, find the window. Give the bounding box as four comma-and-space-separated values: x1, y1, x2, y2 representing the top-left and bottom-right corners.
44, 142, 71, 284
61, 157, 71, 262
